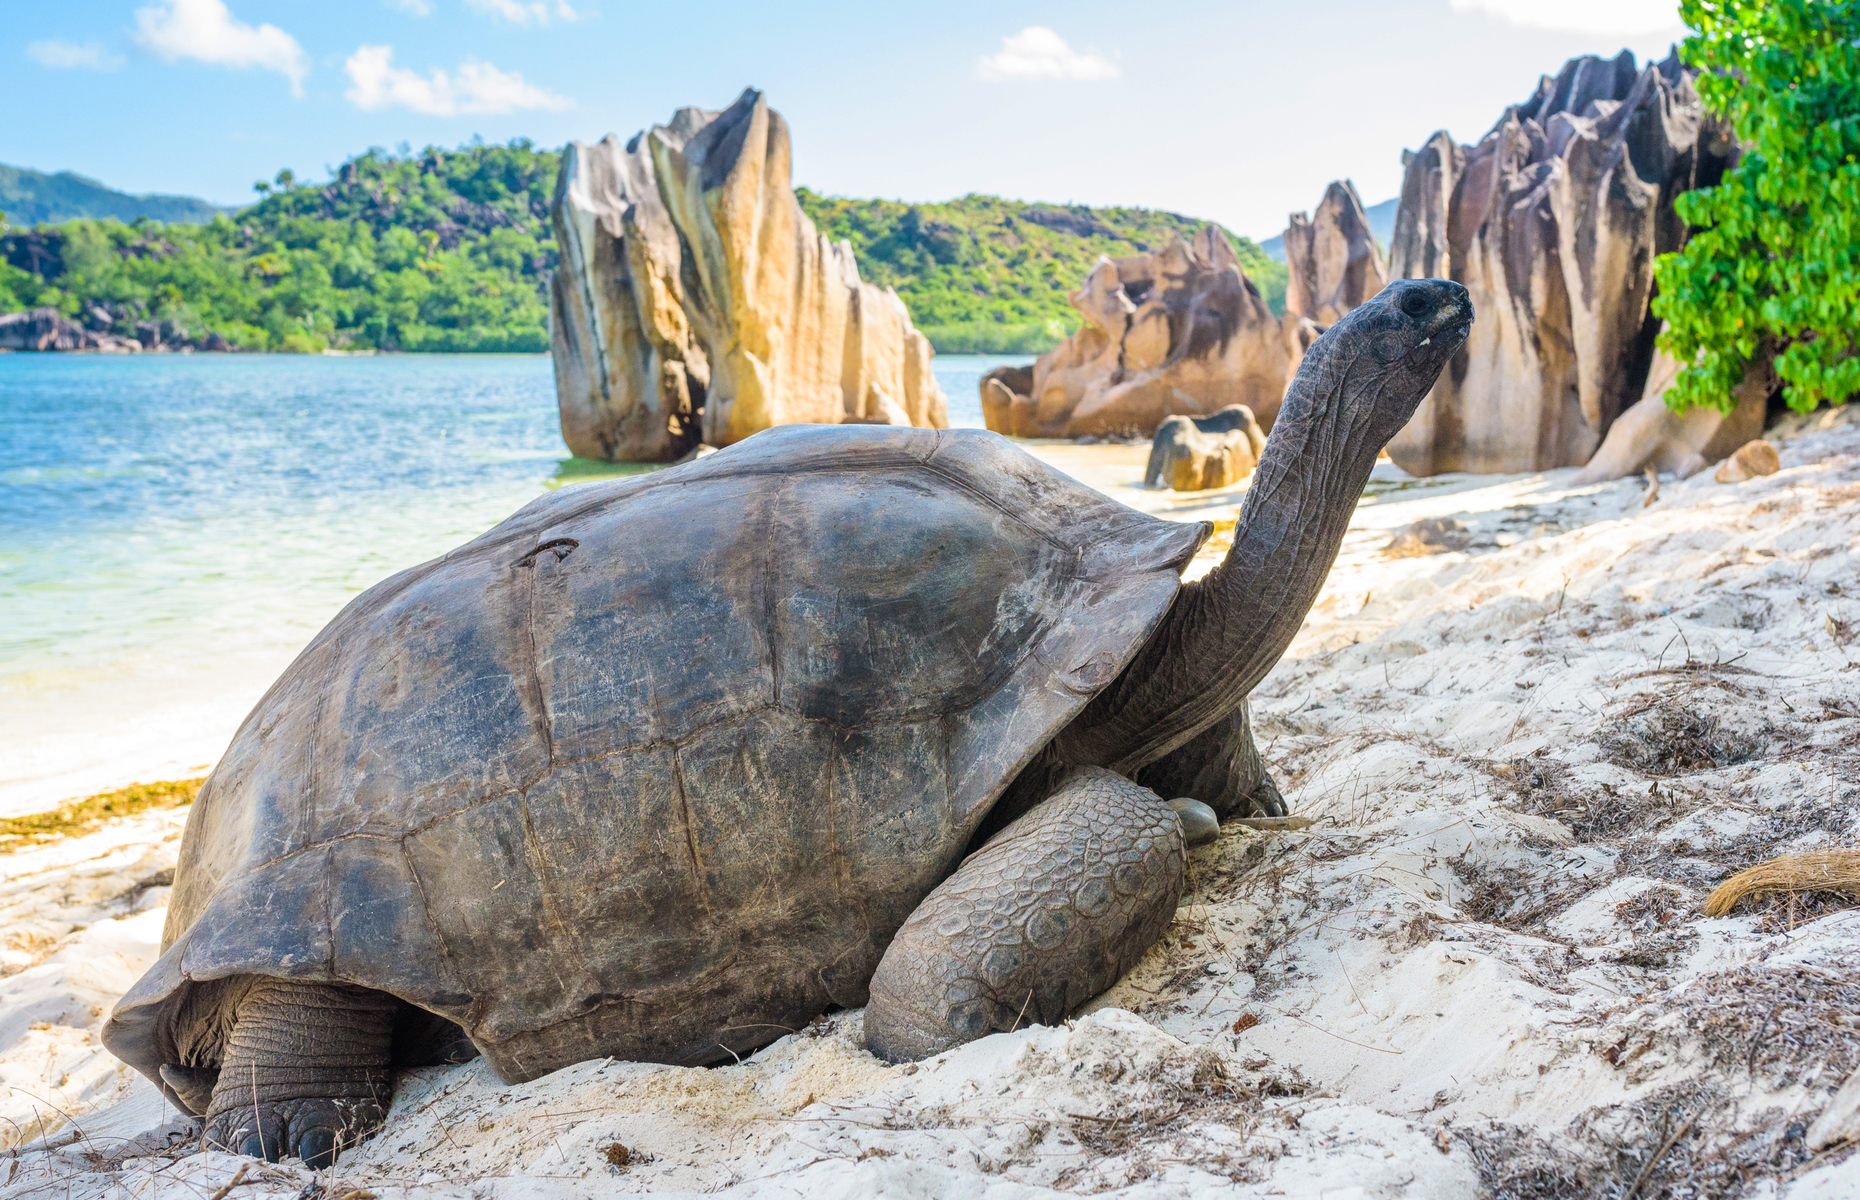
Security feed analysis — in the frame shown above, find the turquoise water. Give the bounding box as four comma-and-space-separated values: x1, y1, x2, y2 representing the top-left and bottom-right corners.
0, 351, 1026, 806
0, 352, 1020, 690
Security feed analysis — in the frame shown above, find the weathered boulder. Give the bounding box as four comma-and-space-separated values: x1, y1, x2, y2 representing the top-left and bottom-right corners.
1572, 347, 1772, 484
979, 362, 1033, 402
1386, 51, 1738, 476
1384, 518, 1472, 558
0, 308, 140, 352
981, 227, 1316, 439
1283, 181, 1388, 325
1144, 406, 1266, 491
550, 89, 947, 462
1715, 439, 1780, 483
979, 364, 1036, 436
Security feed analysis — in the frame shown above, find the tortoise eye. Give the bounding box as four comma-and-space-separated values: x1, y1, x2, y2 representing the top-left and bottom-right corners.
1401, 290, 1432, 318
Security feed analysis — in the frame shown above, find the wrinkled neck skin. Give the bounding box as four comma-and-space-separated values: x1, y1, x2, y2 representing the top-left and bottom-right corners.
1057, 346, 1396, 775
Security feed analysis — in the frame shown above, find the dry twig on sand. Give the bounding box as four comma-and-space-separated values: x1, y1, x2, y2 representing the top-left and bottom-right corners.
204, 1162, 250, 1200
1703, 850, 1860, 917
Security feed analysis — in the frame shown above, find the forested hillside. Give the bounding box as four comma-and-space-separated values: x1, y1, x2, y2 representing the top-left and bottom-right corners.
0, 140, 557, 353
0, 139, 1283, 355
798, 190, 1287, 353
0, 163, 223, 227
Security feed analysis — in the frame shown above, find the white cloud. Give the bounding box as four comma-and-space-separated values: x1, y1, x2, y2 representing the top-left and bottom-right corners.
466, 0, 579, 26
388, 0, 434, 14
133, 0, 309, 94
343, 45, 573, 115
1447, 0, 1685, 36
976, 26, 1119, 82
27, 40, 125, 71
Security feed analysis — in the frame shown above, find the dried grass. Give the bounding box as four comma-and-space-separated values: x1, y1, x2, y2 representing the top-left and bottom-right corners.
1597, 692, 1767, 777
1703, 850, 1860, 917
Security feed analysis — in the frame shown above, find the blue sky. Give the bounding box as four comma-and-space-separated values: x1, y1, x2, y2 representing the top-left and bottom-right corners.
5, 0, 1687, 241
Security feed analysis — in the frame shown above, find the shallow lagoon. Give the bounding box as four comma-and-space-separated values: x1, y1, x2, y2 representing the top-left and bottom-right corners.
0, 352, 1025, 810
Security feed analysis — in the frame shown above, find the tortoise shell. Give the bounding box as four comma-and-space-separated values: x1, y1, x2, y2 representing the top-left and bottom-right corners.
104, 425, 1206, 1089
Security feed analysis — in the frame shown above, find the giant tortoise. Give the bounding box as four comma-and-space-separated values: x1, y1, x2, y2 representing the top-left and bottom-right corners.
103, 278, 1472, 1166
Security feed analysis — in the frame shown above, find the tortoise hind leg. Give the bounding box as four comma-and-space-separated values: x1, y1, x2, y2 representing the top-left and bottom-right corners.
864, 767, 1192, 1063
202, 980, 396, 1168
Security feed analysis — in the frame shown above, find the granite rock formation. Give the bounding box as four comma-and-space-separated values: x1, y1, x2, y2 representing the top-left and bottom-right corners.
1571, 346, 1773, 484
980, 227, 1316, 439
1283, 181, 1388, 325
550, 89, 947, 462
0, 308, 140, 352
1144, 407, 1266, 492
979, 363, 1036, 436
1385, 51, 1738, 476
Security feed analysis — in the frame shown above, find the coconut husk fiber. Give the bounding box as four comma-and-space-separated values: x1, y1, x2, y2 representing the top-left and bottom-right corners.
1703, 850, 1860, 917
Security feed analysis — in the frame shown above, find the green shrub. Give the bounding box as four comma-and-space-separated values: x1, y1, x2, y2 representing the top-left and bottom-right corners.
920, 317, 1071, 355
278, 329, 326, 353
1653, 0, 1860, 412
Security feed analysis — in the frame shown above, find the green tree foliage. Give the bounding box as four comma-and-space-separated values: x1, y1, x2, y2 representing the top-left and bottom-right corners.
796, 191, 1288, 354
1653, 0, 1860, 412
0, 139, 559, 352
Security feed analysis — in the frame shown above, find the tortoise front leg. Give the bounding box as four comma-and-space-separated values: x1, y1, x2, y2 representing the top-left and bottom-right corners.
1134, 696, 1287, 819
201, 979, 396, 1168
864, 767, 1209, 1063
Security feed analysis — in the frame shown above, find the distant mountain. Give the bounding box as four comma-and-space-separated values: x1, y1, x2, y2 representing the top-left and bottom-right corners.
0, 163, 226, 227
1258, 196, 1398, 263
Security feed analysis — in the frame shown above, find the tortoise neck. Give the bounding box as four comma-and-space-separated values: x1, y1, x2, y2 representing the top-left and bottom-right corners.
1197, 391, 1383, 696
1060, 370, 1381, 774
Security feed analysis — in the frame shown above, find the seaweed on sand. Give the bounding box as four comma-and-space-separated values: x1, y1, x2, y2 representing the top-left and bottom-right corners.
0, 776, 204, 854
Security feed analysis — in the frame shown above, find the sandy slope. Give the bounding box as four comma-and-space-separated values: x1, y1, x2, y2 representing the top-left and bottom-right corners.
1, 418, 1857, 1199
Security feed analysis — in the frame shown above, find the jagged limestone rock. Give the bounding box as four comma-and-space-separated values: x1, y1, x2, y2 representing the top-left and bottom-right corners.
1283, 181, 1388, 325
550, 89, 947, 462
981, 227, 1315, 439
1386, 51, 1737, 476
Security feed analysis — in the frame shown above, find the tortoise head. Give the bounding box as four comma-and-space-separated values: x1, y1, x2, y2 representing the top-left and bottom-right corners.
1297, 277, 1472, 445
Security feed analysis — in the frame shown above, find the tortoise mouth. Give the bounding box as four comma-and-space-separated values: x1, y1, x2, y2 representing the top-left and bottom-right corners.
1409, 316, 1472, 361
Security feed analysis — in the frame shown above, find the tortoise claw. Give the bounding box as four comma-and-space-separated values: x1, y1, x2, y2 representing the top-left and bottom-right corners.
1248, 772, 1288, 819
206, 1097, 381, 1167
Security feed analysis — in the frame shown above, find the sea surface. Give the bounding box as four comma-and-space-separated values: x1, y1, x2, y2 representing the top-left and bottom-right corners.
0, 352, 1027, 811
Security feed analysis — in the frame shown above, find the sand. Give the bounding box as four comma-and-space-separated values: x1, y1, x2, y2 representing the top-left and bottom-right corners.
1, 418, 1857, 1198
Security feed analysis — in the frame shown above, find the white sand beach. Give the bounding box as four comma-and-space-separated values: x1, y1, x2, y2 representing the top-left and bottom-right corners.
2, 415, 1858, 1198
